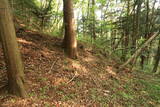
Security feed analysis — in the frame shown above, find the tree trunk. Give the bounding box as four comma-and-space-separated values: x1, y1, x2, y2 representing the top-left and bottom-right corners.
0, 0, 26, 97
120, 32, 159, 68
152, 39, 160, 73
91, 0, 96, 40
131, 0, 142, 55
140, 0, 150, 68
122, 0, 130, 61
131, 1, 136, 55
82, 9, 85, 36
62, 0, 78, 59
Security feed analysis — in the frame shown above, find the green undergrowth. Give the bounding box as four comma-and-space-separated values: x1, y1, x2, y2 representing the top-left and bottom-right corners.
60, 73, 159, 106
107, 72, 160, 106
27, 72, 160, 106
6, 28, 159, 106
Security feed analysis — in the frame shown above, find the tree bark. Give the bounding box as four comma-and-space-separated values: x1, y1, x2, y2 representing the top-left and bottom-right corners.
62, 0, 78, 59
122, 0, 130, 61
0, 0, 26, 97
152, 39, 160, 73
140, 0, 150, 68
91, 0, 96, 40
120, 32, 159, 68
131, 0, 142, 55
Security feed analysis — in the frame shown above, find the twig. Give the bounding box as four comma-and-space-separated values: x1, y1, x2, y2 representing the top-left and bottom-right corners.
48, 58, 59, 73
66, 71, 79, 84
91, 76, 99, 87
66, 74, 77, 84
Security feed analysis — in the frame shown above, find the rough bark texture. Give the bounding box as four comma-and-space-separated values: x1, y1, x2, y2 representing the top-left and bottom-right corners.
63, 0, 78, 59
0, 0, 26, 97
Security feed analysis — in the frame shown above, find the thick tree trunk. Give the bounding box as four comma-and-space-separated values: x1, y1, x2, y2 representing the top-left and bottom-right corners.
152, 39, 160, 73
63, 0, 78, 59
120, 32, 159, 68
0, 0, 26, 97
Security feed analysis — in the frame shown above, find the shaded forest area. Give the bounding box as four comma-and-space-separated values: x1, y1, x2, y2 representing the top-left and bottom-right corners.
0, 0, 160, 106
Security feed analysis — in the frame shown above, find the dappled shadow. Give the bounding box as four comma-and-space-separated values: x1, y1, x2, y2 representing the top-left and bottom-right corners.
0, 30, 150, 106
1, 30, 114, 104
0, 30, 121, 106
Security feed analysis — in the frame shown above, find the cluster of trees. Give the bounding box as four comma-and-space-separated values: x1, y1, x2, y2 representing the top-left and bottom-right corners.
0, 0, 77, 97
0, 0, 160, 97
76, 0, 160, 72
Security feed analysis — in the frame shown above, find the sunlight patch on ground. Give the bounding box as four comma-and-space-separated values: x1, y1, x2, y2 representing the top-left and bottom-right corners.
53, 77, 69, 86
40, 47, 53, 58
106, 66, 116, 76
17, 38, 34, 45
83, 55, 98, 63
99, 73, 108, 80
19, 23, 26, 27
71, 61, 89, 74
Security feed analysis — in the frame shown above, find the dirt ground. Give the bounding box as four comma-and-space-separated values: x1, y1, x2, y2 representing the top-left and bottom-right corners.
0, 31, 159, 107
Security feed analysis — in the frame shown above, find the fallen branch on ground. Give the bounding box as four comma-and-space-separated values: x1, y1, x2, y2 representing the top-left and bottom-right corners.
120, 31, 160, 68
48, 58, 59, 73
66, 71, 79, 84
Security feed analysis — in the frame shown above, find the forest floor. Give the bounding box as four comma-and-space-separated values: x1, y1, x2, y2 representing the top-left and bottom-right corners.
0, 30, 160, 107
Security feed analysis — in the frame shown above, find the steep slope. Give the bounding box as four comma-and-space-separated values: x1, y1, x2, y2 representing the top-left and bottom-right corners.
0, 30, 160, 107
